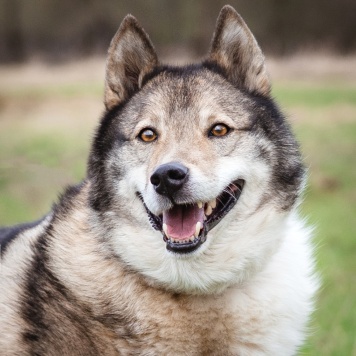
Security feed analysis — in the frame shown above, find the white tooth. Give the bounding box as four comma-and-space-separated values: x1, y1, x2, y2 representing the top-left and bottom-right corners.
197, 201, 203, 209
189, 236, 195, 242
204, 215, 207, 221
163, 223, 168, 236
209, 199, 217, 209
195, 222, 201, 237
205, 205, 212, 216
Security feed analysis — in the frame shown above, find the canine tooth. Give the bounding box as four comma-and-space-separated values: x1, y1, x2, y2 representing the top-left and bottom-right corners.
209, 199, 217, 209
189, 236, 195, 242
205, 205, 212, 216
204, 215, 207, 221
195, 222, 201, 237
163, 223, 168, 236
197, 202, 203, 209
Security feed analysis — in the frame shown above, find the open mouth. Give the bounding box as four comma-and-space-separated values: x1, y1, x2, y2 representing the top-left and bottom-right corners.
141, 179, 244, 254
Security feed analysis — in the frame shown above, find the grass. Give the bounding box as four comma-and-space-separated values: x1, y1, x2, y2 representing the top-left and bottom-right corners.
0, 62, 355, 355
274, 84, 356, 107
0, 83, 104, 99
272, 81, 356, 355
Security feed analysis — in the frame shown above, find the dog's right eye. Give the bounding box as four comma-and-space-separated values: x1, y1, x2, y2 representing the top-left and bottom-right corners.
209, 123, 230, 138
138, 128, 158, 142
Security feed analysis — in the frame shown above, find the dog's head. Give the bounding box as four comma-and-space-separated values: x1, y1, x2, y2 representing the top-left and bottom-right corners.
88, 6, 305, 293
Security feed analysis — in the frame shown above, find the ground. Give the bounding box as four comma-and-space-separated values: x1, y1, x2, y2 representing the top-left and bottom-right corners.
0, 55, 355, 355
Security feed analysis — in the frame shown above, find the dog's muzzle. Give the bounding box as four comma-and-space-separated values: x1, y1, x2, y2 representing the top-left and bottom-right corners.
140, 162, 244, 254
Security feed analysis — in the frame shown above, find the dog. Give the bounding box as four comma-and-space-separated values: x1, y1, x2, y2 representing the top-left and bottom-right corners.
0, 5, 318, 355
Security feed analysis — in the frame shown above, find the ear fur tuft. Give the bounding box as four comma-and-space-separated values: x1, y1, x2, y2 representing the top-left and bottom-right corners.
104, 15, 158, 109
208, 5, 271, 96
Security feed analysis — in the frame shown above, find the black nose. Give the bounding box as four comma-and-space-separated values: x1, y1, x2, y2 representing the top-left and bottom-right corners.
150, 162, 189, 197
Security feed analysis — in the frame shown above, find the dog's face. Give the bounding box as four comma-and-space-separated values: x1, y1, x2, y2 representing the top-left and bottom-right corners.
88, 6, 304, 293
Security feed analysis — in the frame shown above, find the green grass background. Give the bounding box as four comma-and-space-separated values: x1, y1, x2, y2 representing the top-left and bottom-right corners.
0, 68, 355, 355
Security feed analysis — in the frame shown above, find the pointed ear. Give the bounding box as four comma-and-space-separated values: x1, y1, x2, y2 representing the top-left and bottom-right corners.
104, 15, 158, 110
208, 6, 270, 96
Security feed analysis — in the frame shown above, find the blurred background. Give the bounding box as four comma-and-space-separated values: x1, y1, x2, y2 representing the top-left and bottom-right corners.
1, 0, 356, 62
0, 0, 355, 354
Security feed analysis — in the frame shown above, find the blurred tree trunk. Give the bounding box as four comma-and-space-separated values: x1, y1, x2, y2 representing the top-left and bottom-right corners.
2, 0, 25, 62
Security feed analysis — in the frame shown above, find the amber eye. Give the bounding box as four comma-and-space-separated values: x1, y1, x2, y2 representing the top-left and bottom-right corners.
209, 124, 230, 137
138, 128, 158, 142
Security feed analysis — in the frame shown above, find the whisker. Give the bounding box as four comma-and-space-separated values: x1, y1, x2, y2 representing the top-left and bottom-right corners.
228, 182, 242, 193
216, 197, 224, 205
229, 183, 238, 191
223, 188, 237, 200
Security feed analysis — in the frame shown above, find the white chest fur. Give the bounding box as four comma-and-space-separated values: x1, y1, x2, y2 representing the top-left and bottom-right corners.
109, 227, 316, 355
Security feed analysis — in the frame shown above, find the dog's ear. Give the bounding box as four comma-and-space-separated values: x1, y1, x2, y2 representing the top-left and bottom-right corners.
207, 5, 270, 96
104, 15, 158, 110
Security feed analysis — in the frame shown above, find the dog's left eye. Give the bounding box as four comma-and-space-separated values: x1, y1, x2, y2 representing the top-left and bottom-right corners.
209, 124, 230, 137
138, 128, 158, 142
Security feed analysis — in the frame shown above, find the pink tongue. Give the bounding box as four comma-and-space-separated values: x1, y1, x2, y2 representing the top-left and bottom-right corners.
163, 204, 204, 240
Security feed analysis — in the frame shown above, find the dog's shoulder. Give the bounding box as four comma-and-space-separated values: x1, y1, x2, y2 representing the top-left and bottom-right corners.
0, 181, 87, 260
